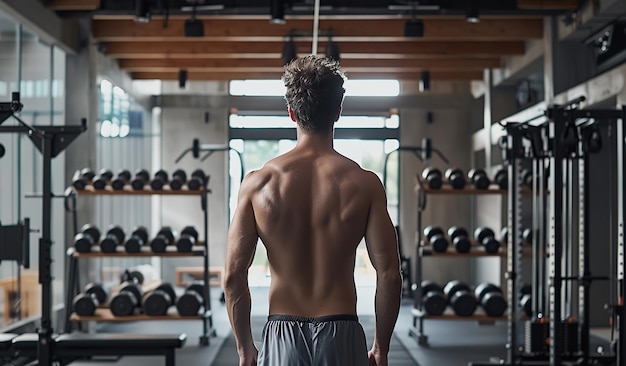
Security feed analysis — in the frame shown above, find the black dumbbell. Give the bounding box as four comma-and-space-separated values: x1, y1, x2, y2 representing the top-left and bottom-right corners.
443, 280, 477, 316
474, 283, 507, 317
151, 227, 175, 253
521, 168, 533, 188
445, 168, 466, 189
421, 167, 443, 189
520, 293, 532, 318
72, 168, 95, 190
100, 226, 125, 253
468, 169, 490, 190
142, 283, 177, 316
523, 228, 533, 245
131, 169, 150, 190
500, 227, 509, 244
421, 280, 447, 316
187, 169, 207, 190
169, 169, 187, 190
150, 170, 169, 190
111, 169, 131, 190
176, 283, 206, 316
474, 227, 500, 254
123, 264, 158, 285
92, 169, 114, 190
176, 226, 199, 252
74, 224, 101, 253
494, 168, 508, 190
424, 226, 448, 253
109, 282, 143, 316
124, 226, 149, 253
72, 283, 108, 316
448, 226, 471, 253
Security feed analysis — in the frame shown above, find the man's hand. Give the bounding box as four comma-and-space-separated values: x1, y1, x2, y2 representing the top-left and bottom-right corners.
238, 346, 258, 366
368, 347, 387, 366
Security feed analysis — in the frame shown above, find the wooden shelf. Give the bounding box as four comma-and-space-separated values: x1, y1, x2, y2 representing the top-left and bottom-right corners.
71, 245, 206, 258
420, 246, 506, 257
416, 184, 506, 195
72, 185, 210, 195
415, 177, 505, 194
70, 308, 211, 322
412, 307, 507, 322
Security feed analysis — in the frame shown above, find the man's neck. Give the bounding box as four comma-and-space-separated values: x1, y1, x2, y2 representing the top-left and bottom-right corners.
295, 128, 334, 151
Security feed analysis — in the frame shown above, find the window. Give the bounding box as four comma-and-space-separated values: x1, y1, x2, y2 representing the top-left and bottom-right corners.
230, 79, 400, 97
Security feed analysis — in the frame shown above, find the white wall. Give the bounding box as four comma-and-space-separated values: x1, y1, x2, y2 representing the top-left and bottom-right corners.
159, 81, 229, 282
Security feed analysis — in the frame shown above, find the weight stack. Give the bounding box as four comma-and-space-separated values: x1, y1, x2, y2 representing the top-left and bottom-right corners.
524, 321, 549, 354
562, 320, 579, 354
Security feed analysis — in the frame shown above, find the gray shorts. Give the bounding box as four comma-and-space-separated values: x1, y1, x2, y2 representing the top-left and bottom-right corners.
257, 314, 368, 366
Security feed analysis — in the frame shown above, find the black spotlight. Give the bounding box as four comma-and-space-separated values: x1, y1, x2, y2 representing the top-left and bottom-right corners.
466, 0, 480, 23
419, 70, 430, 92
282, 39, 297, 65
179, 69, 188, 89
404, 19, 424, 37
0, 143, 5, 159
134, 0, 151, 23
325, 37, 340, 62
270, 0, 286, 24
184, 6, 204, 37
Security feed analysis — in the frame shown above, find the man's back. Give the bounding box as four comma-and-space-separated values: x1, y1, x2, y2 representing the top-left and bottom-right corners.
224, 55, 400, 366
247, 146, 375, 317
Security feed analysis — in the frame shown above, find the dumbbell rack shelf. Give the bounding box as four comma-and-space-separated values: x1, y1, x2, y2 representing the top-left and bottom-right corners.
69, 246, 206, 258
412, 308, 507, 322
70, 308, 211, 322
64, 183, 216, 346
420, 241, 533, 257
411, 175, 509, 346
72, 186, 205, 196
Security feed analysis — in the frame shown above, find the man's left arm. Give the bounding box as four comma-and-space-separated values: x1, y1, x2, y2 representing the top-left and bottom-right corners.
224, 174, 259, 364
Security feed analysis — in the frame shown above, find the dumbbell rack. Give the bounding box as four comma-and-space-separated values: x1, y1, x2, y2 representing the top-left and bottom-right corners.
63, 183, 216, 346
410, 176, 510, 346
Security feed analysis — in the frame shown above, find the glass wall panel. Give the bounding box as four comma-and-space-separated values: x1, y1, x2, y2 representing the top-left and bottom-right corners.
0, 14, 67, 328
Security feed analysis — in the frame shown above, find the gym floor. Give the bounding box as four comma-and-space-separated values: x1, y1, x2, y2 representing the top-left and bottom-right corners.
68, 286, 614, 366
66, 286, 514, 366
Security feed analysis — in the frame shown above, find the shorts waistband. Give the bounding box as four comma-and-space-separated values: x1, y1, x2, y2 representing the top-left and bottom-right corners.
267, 314, 359, 323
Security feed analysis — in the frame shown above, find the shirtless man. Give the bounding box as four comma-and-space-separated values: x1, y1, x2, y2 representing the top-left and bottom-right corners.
224, 55, 402, 366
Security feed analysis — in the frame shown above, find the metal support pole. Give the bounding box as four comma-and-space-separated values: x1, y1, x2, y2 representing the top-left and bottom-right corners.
617, 108, 626, 366
505, 127, 524, 364
38, 133, 53, 365
579, 140, 590, 365
548, 114, 564, 366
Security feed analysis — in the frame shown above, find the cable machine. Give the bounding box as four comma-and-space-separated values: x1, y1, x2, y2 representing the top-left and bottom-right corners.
472, 97, 624, 365
0, 92, 86, 364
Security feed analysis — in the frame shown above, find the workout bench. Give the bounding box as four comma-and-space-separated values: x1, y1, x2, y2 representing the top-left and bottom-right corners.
3, 332, 186, 366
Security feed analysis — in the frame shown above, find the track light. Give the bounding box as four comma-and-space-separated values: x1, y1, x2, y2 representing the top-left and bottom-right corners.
419, 70, 430, 92
325, 36, 340, 62
466, 0, 480, 23
282, 38, 297, 65
179, 69, 188, 89
404, 19, 424, 37
184, 5, 204, 37
270, 0, 286, 24
134, 0, 151, 23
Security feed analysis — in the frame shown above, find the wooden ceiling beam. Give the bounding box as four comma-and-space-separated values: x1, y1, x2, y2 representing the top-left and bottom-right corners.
517, 0, 578, 10
47, 0, 100, 11
92, 18, 542, 41
104, 40, 526, 58
131, 70, 483, 81
118, 57, 500, 70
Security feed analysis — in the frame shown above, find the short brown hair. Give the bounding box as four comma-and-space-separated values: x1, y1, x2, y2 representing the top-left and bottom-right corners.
282, 55, 346, 133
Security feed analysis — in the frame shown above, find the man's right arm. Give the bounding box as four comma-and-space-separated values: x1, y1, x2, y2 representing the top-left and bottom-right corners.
364, 171, 402, 363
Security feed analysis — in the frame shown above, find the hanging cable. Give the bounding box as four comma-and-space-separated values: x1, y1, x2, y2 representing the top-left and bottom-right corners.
311, 0, 320, 54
